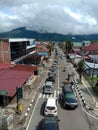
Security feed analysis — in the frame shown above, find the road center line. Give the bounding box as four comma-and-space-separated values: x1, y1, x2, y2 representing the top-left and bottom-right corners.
58, 65, 60, 89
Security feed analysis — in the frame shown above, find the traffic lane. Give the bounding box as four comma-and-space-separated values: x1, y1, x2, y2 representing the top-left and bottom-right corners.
27, 98, 46, 130
27, 91, 90, 130
30, 95, 90, 130
58, 102, 90, 130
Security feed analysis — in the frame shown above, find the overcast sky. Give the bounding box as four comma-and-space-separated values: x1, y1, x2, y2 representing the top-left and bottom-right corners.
0, 0, 98, 34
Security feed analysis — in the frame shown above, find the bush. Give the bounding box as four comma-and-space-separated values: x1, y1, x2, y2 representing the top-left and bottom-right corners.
92, 86, 98, 95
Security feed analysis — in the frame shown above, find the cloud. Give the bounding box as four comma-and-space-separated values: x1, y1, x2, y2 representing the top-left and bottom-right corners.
0, 0, 98, 34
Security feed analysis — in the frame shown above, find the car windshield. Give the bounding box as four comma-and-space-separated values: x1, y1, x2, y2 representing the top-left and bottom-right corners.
45, 121, 57, 130
65, 93, 77, 103
46, 106, 55, 110
50, 73, 54, 76
46, 85, 51, 88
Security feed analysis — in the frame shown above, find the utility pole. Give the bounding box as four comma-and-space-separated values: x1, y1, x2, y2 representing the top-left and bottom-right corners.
91, 60, 95, 86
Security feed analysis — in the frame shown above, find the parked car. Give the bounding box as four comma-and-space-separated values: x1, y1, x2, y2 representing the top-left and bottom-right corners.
44, 81, 54, 94
41, 116, 59, 130
44, 97, 58, 116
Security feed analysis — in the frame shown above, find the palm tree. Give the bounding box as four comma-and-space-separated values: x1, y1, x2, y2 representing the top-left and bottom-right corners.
65, 40, 73, 54
77, 60, 85, 82
47, 43, 54, 56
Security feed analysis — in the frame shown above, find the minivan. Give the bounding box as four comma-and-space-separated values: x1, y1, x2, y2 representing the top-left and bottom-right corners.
44, 81, 53, 94
44, 98, 58, 116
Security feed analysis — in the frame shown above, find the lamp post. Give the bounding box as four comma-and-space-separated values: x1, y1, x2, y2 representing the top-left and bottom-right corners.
91, 59, 96, 86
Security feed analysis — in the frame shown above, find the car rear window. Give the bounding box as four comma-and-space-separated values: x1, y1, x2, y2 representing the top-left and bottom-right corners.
46, 106, 55, 110
45, 121, 57, 130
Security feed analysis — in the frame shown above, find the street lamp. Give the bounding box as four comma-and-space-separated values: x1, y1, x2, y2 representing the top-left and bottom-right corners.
91, 58, 96, 86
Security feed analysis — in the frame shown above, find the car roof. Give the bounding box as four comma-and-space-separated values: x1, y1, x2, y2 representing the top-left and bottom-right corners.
45, 81, 53, 86
43, 116, 58, 130
66, 93, 76, 99
46, 98, 56, 107
49, 72, 55, 75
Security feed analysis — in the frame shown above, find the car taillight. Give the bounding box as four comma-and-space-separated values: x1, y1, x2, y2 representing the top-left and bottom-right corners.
54, 110, 57, 113
45, 110, 47, 112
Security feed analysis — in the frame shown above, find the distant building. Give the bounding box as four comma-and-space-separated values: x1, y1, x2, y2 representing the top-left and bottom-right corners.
84, 61, 98, 76
82, 43, 98, 55
73, 42, 83, 48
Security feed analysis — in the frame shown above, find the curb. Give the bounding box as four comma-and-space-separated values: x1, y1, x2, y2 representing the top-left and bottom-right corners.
71, 76, 95, 111
24, 99, 34, 118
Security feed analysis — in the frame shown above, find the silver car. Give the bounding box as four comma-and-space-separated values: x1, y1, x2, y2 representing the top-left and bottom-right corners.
44, 81, 54, 94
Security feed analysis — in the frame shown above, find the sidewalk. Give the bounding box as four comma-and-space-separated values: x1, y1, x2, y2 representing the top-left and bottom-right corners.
70, 62, 98, 111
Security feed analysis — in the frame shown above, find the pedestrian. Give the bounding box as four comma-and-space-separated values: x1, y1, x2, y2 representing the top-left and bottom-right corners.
67, 74, 70, 81
71, 81, 74, 85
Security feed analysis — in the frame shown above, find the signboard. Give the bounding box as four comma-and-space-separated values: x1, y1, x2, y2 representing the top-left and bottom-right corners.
17, 87, 23, 99
38, 52, 48, 56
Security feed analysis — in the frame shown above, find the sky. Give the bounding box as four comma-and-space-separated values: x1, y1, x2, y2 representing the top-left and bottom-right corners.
0, 0, 98, 34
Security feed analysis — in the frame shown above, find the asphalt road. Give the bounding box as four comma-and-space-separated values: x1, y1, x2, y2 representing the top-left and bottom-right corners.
26, 52, 98, 130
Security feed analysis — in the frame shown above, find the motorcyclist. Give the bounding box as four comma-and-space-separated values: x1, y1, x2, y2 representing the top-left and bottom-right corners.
63, 67, 65, 72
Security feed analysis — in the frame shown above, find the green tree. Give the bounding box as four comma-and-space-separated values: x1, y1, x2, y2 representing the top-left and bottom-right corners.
65, 40, 73, 54
47, 43, 54, 56
58, 42, 65, 51
77, 60, 85, 82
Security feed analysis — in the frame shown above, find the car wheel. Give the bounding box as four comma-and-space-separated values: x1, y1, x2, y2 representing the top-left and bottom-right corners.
64, 103, 66, 107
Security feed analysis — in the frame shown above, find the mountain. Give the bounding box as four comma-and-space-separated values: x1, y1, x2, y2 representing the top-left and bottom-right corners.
0, 27, 98, 42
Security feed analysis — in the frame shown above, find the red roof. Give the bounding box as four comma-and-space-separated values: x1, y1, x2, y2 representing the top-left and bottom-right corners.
82, 56, 90, 60
36, 45, 49, 52
82, 43, 98, 51
0, 69, 32, 97
0, 64, 11, 70
9, 64, 37, 72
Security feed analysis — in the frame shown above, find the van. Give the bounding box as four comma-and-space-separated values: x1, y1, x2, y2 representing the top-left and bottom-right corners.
44, 98, 58, 116
44, 81, 53, 94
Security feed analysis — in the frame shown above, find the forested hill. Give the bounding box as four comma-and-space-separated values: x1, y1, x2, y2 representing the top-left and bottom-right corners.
0, 27, 98, 42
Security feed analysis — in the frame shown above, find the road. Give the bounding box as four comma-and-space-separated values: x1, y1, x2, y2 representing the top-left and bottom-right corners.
26, 52, 98, 130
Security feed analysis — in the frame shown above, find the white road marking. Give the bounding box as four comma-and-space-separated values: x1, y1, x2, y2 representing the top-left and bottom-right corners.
26, 95, 40, 130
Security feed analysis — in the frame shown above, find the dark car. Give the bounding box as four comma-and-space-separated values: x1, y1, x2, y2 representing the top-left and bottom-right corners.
45, 77, 55, 83
49, 66, 56, 73
61, 85, 78, 109
62, 83, 73, 93
41, 116, 59, 130
63, 92, 78, 109
53, 60, 58, 65
48, 72, 56, 77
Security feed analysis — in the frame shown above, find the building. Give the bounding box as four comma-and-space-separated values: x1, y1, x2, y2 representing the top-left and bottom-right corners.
0, 64, 37, 106
82, 43, 98, 55
84, 61, 98, 76
0, 38, 36, 64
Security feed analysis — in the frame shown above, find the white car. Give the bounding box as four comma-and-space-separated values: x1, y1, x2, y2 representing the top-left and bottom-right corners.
44, 97, 58, 116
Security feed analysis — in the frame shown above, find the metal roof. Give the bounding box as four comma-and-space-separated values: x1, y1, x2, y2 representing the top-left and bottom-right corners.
85, 62, 98, 69
0, 69, 31, 97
